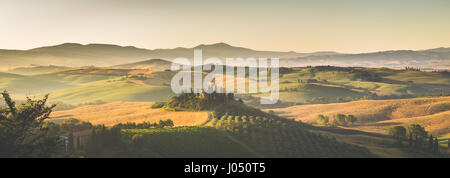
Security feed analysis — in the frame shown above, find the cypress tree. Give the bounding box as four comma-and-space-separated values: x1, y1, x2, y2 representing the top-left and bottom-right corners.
434, 137, 439, 154
414, 135, 418, 148
428, 134, 434, 151
76, 136, 81, 150
408, 133, 413, 147
68, 132, 74, 153
448, 139, 450, 154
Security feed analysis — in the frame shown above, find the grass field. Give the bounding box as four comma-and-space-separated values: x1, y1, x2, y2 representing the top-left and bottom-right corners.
0, 72, 74, 97
47, 79, 174, 104
246, 67, 450, 107
370, 68, 450, 85
7, 65, 71, 75
2, 66, 449, 108
50, 102, 209, 126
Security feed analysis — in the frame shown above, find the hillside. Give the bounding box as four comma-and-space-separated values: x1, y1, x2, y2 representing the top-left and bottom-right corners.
0, 72, 73, 97
47, 79, 174, 104
160, 93, 375, 157
202, 111, 374, 158
122, 127, 259, 158
7, 65, 71, 75
243, 66, 449, 108
270, 96, 450, 136
281, 48, 450, 70
111, 59, 173, 70
50, 102, 209, 126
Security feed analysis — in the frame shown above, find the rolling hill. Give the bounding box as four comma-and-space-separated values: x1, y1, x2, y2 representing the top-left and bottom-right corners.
111, 59, 173, 70
47, 79, 174, 104
270, 96, 450, 136
0, 72, 74, 97
280, 48, 450, 70
122, 127, 260, 158
7, 65, 71, 75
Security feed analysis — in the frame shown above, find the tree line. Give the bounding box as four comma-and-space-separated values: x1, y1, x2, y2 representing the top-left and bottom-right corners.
316, 114, 357, 127
388, 124, 444, 154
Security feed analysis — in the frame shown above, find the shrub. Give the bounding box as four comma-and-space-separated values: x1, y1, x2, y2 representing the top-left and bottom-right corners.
388, 126, 406, 143
151, 102, 166, 109
316, 115, 329, 126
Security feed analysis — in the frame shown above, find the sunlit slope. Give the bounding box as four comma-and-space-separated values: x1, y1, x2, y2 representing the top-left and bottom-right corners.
278, 67, 449, 96
111, 59, 173, 70
373, 111, 450, 137
0, 72, 73, 97
48, 79, 174, 104
369, 68, 450, 85
0, 68, 127, 98
7, 65, 71, 75
271, 96, 450, 136
254, 83, 367, 103
51, 102, 208, 126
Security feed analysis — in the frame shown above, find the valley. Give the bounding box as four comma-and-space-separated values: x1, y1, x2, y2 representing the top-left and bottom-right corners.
0, 44, 449, 158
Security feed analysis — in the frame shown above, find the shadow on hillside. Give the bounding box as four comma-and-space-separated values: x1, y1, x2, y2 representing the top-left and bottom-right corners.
366, 122, 403, 127
51, 114, 73, 119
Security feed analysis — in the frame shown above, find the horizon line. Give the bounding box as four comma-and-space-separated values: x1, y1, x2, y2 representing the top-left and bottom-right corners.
1, 42, 449, 55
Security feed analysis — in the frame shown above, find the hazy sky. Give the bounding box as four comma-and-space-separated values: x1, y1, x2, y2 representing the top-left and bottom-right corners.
1, 0, 449, 53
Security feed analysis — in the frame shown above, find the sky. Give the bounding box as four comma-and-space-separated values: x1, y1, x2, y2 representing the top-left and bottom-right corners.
0, 0, 449, 53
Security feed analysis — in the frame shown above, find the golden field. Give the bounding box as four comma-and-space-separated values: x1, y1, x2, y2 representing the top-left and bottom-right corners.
270, 96, 450, 136
50, 102, 209, 126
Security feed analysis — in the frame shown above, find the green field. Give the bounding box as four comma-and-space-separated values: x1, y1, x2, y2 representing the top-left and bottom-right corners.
48, 79, 174, 104
35, 73, 117, 85
369, 68, 450, 85
7, 65, 71, 75
2, 66, 449, 108
0, 72, 73, 97
438, 136, 450, 149
246, 66, 450, 107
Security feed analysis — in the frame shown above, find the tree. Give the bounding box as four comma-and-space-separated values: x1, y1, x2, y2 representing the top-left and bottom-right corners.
406, 124, 427, 141
164, 119, 174, 127
408, 133, 413, 147
388, 126, 406, 144
268, 110, 276, 115
434, 137, 439, 154
0, 91, 60, 157
414, 135, 419, 148
428, 134, 434, 151
345, 115, 357, 125
68, 132, 74, 153
333, 114, 347, 126
316, 115, 329, 126
132, 134, 144, 148
448, 139, 450, 154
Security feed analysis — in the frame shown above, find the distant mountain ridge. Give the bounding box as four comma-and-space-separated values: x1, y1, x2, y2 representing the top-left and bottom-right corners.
281, 48, 450, 70
0, 42, 449, 70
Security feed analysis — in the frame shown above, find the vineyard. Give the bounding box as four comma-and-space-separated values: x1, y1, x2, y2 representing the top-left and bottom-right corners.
204, 114, 375, 158
122, 127, 260, 158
